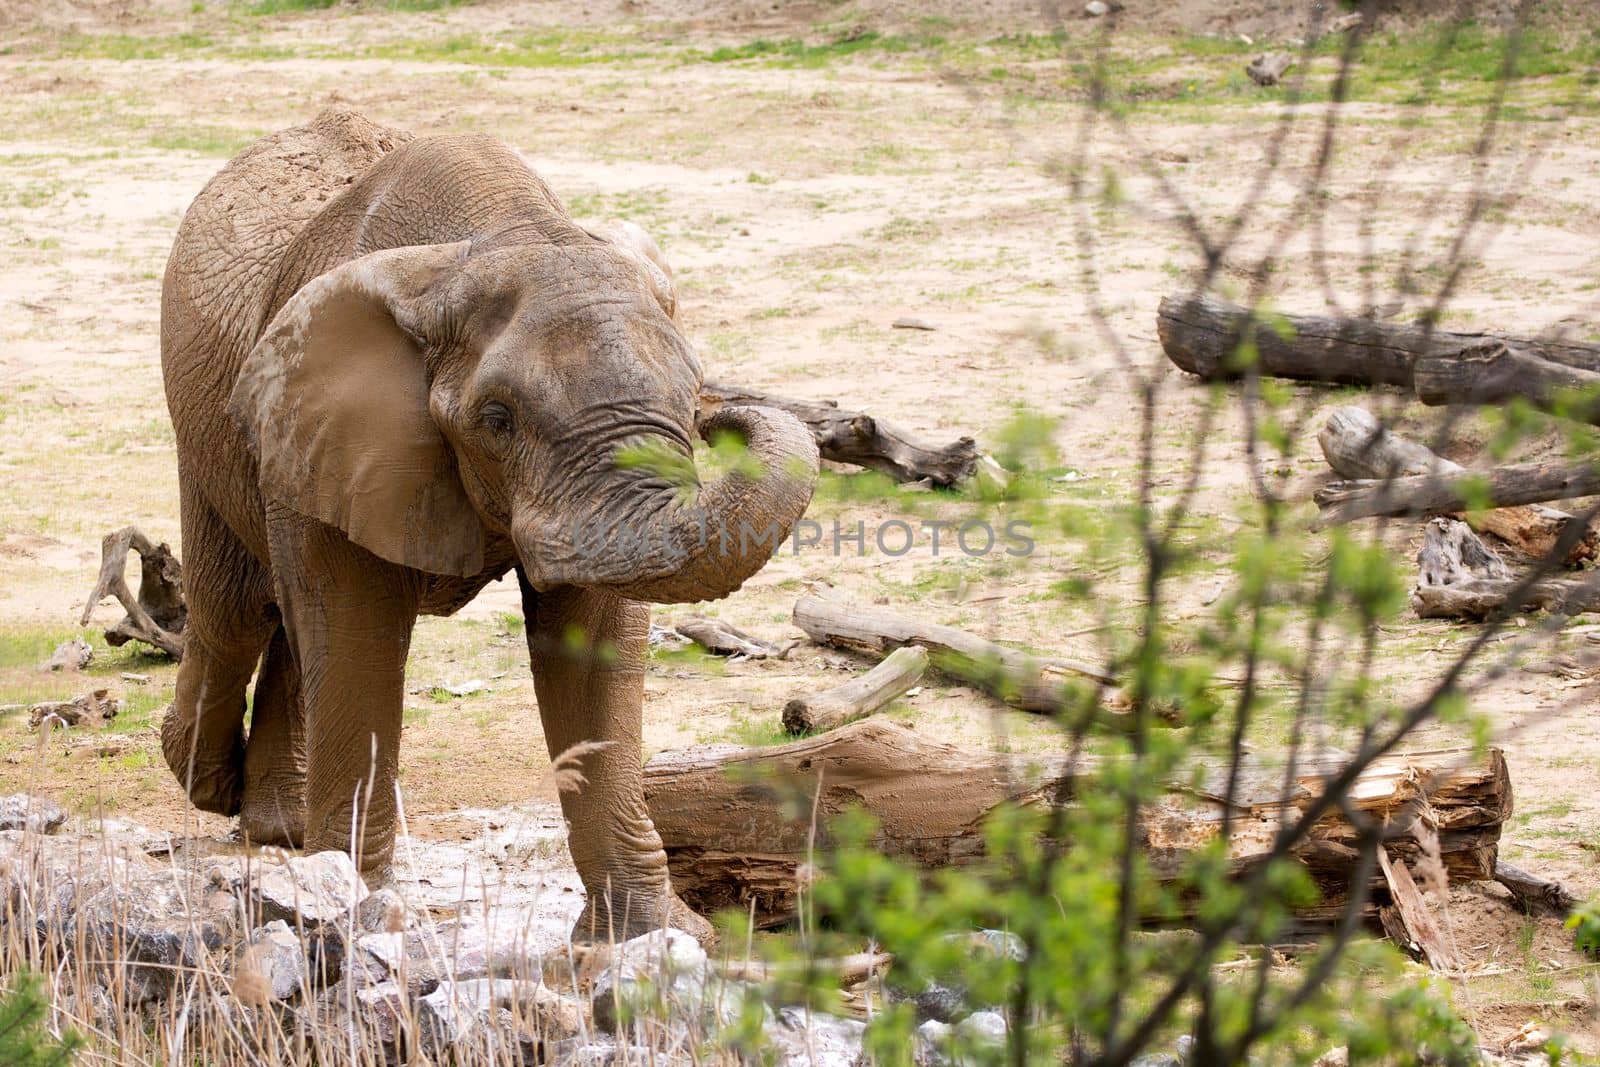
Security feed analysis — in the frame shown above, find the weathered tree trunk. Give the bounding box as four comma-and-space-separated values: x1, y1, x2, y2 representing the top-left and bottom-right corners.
1493, 860, 1578, 918
791, 594, 1139, 720
698, 381, 989, 487
641, 719, 1511, 928
1413, 574, 1600, 620
673, 616, 794, 660
78, 527, 186, 659
1312, 458, 1600, 529
1158, 294, 1600, 386
782, 645, 928, 734
1413, 341, 1600, 421
1410, 517, 1600, 620
1318, 406, 1596, 565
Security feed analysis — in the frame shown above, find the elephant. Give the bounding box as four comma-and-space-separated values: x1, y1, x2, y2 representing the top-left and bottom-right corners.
157, 105, 818, 942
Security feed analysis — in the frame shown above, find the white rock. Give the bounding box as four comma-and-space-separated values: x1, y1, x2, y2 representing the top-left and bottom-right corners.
354, 886, 409, 932
766, 1006, 867, 1066
916, 1019, 954, 1065
958, 1010, 1008, 1044
243, 920, 306, 1001
44, 639, 93, 672
353, 981, 407, 1045
418, 977, 579, 1055
0, 793, 66, 834
1085, 0, 1110, 15
590, 926, 744, 1033
69, 868, 236, 1003
249, 850, 368, 928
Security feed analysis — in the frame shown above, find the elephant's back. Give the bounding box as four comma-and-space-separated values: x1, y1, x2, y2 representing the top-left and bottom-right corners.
160, 107, 411, 555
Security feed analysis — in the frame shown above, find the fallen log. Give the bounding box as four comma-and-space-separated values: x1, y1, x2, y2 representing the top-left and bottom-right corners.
1312, 457, 1600, 529
782, 645, 928, 735
28, 690, 118, 730
1318, 406, 1596, 565
78, 527, 186, 660
792, 594, 1137, 719
673, 616, 795, 660
1493, 860, 1578, 919
698, 381, 990, 487
1414, 341, 1600, 422
1410, 517, 1600, 620
1158, 294, 1600, 386
1413, 573, 1600, 620
641, 719, 1510, 928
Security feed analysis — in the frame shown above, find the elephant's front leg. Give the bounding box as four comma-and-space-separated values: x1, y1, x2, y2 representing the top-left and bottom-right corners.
268, 504, 418, 874
520, 573, 712, 944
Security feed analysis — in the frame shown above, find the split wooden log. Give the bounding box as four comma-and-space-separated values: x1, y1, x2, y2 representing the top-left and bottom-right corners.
641, 718, 1511, 928
792, 594, 1141, 721
1377, 849, 1460, 971
1411, 517, 1600, 620
673, 616, 795, 660
1312, 457, 1600, 530
698, 381, 991, 487
1318, 406, 1596, 565
78, 527, 186, 660
1493, 860, 1578, 919
782, 645, 928, 735
1158, 294, 1600, 387
1414, 341, 1600, 422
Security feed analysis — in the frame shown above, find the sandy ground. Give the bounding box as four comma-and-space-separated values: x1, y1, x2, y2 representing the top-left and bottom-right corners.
2, 0, 1600, 1053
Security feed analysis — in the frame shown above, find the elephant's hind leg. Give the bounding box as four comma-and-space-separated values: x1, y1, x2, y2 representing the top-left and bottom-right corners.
161, 486, 276, 816
239, 625, 307, 847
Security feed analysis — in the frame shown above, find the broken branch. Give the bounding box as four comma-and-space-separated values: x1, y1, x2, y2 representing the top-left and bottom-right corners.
791, 593, 1135, 719
782, 645, 928, 735
1312, 458, 1600, 529
699, 380, 991, 487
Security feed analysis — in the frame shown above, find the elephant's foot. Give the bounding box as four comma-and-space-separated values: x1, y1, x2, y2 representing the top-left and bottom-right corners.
572, 885, 715, 947
160, 702, 244, 816
238, 789, 305, 848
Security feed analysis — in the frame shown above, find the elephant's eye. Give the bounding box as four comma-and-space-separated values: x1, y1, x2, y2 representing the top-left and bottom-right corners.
479, 401, 514, 436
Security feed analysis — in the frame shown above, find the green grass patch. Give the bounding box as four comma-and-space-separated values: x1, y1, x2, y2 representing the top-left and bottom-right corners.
695, 30, 944, 68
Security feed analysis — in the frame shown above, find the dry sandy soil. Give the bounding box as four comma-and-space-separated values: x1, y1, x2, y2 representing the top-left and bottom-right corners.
2, 0, 1599, 1054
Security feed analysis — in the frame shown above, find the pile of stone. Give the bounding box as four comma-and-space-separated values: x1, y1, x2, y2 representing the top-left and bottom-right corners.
0, 792, 1016, 1065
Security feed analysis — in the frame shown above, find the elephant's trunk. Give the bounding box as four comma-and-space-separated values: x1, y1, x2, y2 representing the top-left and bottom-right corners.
517, 405, 819, 604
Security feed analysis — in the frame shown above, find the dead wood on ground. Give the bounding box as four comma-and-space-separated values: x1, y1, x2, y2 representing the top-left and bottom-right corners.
782, 645, 928, 734
1157, 294, 1600, 387
641, 719, 1510, 929
792, 593, 1138, 722
1318, 407, 1596, 565
1312, 458, 1600, 530
699, 380, 991, 487
78, 527, 186, 660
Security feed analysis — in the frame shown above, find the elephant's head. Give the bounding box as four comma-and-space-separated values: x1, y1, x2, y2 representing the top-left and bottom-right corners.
228, 224, 818, 603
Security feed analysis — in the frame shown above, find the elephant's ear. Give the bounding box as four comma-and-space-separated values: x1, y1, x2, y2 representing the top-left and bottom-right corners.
592, 219, 677, 320
228, 242, 486, 578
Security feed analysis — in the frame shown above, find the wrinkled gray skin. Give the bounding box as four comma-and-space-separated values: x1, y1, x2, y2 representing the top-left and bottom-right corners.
158, 107, 818, 942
